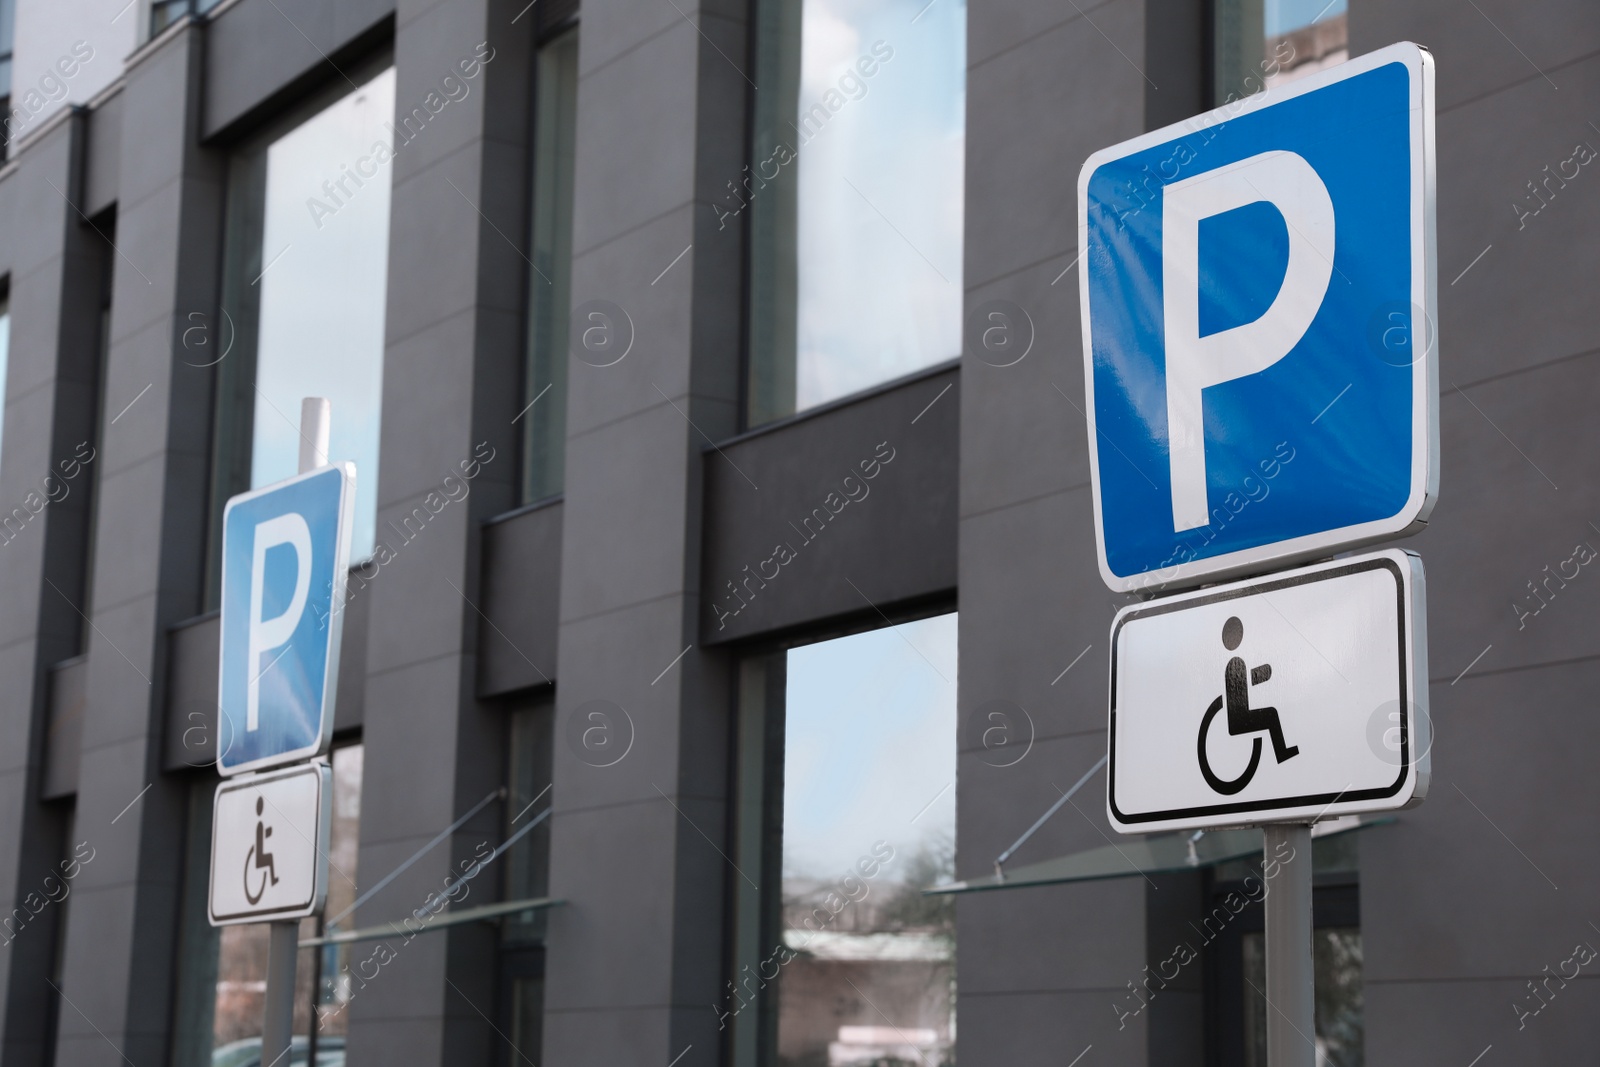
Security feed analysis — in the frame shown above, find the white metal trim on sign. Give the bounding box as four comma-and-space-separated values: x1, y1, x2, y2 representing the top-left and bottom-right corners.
1076, 41, 1438, 594
216, 462, 356, 776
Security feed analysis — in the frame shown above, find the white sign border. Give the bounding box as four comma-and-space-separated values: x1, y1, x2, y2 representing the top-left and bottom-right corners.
1106, 548, 1430, 834
216, 462, 356, 777
1077, 41, 1439, 594
208, 761, 332, 926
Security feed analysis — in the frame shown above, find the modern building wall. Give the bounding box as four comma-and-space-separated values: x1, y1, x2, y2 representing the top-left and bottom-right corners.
540, 0, 747, 1054
342, 0, 532, 1062
0, 0, 1588, 1065
956, 0, 1169, 1060
1351, 1, 1600, 1060
0, 106, 105, 1067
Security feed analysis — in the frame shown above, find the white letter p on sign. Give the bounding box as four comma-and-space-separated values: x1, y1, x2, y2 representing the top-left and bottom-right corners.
248, 513, 312, 732
1162, 150, 1335, 532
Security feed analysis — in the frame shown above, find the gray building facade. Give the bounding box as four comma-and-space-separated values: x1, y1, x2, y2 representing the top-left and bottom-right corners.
0, 0, 1589, 1064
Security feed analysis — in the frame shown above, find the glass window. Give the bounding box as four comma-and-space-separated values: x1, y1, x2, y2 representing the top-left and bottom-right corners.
730, 613, 958, 1066
1210, 833, 1362, 1066
150, 0, 225, 38
498, 696, 552, 1065
521, 30, 579, 504
77, 225, 113, 651
150, 0, 190, 35
1212, 0, 1348, 105
311, 743, 364, 1058
208, 67, 395, 603
1242, 928, 1363, 1066
745, 0, 966, 427
503, 696, 553, 941
0, 297, 10, 459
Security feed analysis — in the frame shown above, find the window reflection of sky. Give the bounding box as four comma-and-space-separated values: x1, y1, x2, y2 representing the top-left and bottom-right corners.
1267, 0, 1345, 36
783, 613, 957, 881
254, 68, 395, 560
794, 0, 965, 411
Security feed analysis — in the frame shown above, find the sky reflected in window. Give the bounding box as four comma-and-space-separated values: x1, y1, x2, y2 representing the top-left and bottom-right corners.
253, 69, 394, 559
793, 0, 965, 411
783, 612, 957, 879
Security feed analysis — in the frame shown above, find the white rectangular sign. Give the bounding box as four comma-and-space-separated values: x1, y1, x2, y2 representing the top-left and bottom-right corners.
1107, 549, 1428, 833
209, 762, 331, 926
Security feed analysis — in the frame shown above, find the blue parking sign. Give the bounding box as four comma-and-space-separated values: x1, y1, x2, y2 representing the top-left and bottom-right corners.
1078, 42, 1437, 593
217, 464, 355, 775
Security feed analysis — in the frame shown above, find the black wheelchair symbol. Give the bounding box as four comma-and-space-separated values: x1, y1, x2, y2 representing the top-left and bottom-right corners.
1197, 617, 1299, 796
242, 796, 280, 905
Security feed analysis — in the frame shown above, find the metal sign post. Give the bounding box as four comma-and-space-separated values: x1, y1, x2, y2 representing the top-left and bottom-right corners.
262, 921, 300, 1067
1264, 824, 1314, 1067
262, 397, 328, 1067
1076, 43, 1438, 1066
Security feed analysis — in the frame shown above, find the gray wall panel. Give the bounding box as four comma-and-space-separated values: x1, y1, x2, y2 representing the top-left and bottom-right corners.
953, 987, 1148, 1064
1351, 0, 1600, 111
700, 365, 959, 646
1430, 52, 1600, 385
344, 0, 532, 1062
203, 0, 396, 139
1404, 352, 1600, 677
956, 0, 1161, 1063
1364, 974, 1600, 1062
162, 613, 218, 773
963, 1, 1143, 292
1363, 661, 1600, 979
542, 0, 748, 1056
84, 86, 121, 218
478, 500, 561, 696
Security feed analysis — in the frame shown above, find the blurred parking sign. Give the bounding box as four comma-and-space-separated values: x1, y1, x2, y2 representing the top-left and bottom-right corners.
217, 464, 354, 775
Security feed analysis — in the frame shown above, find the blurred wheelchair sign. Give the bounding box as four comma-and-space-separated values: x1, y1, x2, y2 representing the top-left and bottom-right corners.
216, 464, 355, 776
209, 762, 331, 925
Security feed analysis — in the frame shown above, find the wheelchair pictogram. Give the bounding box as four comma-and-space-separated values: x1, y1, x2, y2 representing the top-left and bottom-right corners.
242, 796, 281, 905
1197, 616, 1300, 795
